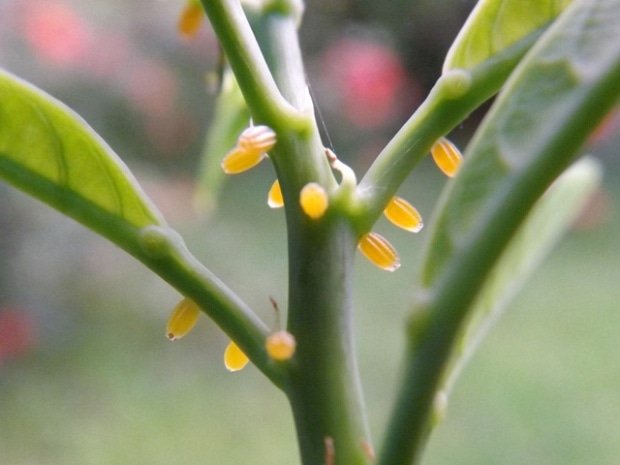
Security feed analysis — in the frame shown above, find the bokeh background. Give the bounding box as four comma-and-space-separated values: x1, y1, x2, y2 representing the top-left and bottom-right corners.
1, 1, 620, 464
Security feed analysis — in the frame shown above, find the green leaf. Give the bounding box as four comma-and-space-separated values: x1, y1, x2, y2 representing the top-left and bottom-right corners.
378, 4, 620, 461
443, 158, 601, 392
423, 0, 620, 286
443, 0, 572, 72
0, 69, 165, 249
0, 70, 286, 385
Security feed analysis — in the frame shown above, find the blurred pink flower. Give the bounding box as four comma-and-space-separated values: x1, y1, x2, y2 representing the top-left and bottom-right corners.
22, 1, 95, 67
87, 33, 133, 80
144, 111, 198, 157
572, 187, 612, 231
321, 38, 410, 128
0, 308, 37, 366
589, 108, 620, 145
125, 58, 179, 117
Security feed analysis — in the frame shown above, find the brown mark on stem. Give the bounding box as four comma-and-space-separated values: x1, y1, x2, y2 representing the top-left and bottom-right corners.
324, 436, 335, 465
361, 439, 376, 462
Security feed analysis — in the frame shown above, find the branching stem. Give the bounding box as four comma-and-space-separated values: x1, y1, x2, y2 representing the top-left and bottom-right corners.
355, 32, 542, 233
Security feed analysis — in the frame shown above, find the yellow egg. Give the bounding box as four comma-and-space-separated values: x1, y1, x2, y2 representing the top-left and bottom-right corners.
268, 179, 284, 208
166, 297, 200, 341
299, 182, 329, 219
357, 232, 401, 272
384, 196, 423, 233
224, 340, 250, 372
265, 331, 296, 361
431, 137, 462, 178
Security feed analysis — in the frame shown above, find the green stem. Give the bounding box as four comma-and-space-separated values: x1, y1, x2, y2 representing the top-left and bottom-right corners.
286, 217, 372, 465
136, 226, 288, 389
199, 0, 306, 129
247, 4, 336, 204
252, 7, 310, 111
354, 32, 541, 232
377, 147, 580, 464
378, 0, 620, 458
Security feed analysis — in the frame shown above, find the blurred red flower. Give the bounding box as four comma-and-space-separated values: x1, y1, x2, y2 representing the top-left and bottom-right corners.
321, 38, 410, 128
125, 58, 179, 117
22, 1, 95, 67
0, 308, 37, 366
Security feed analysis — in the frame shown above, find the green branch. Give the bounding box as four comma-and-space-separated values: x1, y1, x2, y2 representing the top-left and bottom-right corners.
285, 219, 372, 465
0, 68, 285, 388
378, 0, 620, 463
354, 31, 542, 232
199, 0, 306, 130
138, 226, 288, 388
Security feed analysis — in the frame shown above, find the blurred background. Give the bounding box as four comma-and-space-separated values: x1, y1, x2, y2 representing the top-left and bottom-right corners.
1, 1, 620, 464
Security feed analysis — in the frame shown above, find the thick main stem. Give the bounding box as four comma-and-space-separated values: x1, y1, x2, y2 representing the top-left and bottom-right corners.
286, 218, 372, 465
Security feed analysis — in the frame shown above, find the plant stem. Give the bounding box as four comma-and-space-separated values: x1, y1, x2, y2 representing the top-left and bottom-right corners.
286, 216, 372, 465
135, 227, 289, 389
378, 0, 620, 460
252, 8, 310, 112
199, 0, 305, 128
354, 32, 541, 232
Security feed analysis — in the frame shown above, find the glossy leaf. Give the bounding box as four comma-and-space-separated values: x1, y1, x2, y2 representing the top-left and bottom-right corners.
423, 0, 620, 286
382, 4, 620, 461
444, 0, 572, 72
0, 69, 165, 246
444, 158, 601, 392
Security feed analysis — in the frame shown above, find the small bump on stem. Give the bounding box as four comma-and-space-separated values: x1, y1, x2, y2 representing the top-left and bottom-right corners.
139, 225, 178, 259
431, 391, 449, 426
439, 69, 472, 99
324, 436, 335, 465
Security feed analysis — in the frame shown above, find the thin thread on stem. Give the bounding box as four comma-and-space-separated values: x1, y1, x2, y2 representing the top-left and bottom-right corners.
309, 82, 336, 151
